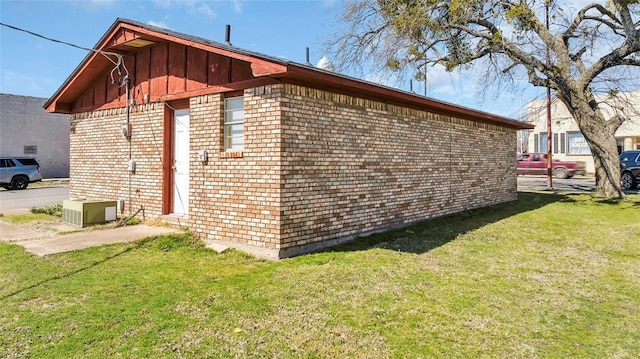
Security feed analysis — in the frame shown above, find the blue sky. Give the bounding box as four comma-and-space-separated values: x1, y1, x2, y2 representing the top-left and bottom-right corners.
1, 0, 542, 119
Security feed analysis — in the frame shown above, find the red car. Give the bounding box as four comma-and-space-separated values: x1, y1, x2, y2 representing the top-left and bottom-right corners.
517, 153, 587, 179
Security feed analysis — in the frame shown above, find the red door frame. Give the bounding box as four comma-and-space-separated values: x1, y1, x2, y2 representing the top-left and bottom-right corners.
162, 99, 190, 214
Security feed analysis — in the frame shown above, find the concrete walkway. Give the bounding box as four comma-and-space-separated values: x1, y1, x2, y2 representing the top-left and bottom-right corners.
0, 220, 179, 256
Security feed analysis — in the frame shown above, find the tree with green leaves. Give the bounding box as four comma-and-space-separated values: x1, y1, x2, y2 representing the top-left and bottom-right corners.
328, 0, 640, 198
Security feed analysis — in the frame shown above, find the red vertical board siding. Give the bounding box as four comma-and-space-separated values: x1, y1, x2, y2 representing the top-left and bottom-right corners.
106, 71, 120, 104
73, 98, 81, 111
116, 55, 136, 105
116, 29, 126, 46
231, 59, 253, 82
80, 85, 95, 108
150, 43, 168, 101
94, 74, 107, 106
186, 47, 208, 91
112, 28, 137, 47
135, 47, 151, 103
110, 29, 124, 48
208, 53, 231, 86
168, 43, 186, 94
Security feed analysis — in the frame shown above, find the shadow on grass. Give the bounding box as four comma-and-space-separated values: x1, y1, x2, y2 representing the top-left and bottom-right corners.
0, 233, 203, 301
326, 191, 570, 255
0, 236, 170, 301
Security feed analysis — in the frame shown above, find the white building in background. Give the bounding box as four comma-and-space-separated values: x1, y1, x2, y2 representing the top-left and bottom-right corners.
0, 94, 70, 178
526, 91, 640, 174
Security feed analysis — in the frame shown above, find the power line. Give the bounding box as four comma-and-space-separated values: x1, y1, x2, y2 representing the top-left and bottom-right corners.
0, 21, 129, 86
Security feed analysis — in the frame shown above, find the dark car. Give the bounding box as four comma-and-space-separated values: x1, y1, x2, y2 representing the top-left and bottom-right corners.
0, 157, 43, 190
620, 150, 640, 190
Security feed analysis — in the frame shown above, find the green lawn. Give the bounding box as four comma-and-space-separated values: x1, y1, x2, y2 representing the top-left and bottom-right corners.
1, 192, 639, 358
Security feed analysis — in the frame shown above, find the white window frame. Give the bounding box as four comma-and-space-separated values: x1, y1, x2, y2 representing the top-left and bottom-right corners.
223, 96, 244, 151
566, 131, 590, 155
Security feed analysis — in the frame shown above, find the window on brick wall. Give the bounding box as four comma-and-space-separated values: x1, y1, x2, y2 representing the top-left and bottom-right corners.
224, 96, 244, 151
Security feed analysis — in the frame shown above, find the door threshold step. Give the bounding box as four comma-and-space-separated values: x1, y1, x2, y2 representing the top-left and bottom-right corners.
161, 214, 188, 226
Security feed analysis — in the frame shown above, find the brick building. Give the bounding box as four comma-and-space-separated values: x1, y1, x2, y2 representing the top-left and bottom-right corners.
46, 19, 532, 259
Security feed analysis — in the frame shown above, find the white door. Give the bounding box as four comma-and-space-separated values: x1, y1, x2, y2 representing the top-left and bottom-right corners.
173, 109, 190, 215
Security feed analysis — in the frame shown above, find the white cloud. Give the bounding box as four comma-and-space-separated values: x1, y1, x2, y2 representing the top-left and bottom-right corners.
232, 0, 244, 13
321, 0, 338, 7
85, 0, 119, 8
1, 70, 52, 97
152, 0, 200, 7
424, 66, 464, 96
152, 0, 217, 18
66, 0, 120, 12
188, 3, 217, 18
152, 0, 171, 8
147, 20, 170, 29
363, 70, 401, 88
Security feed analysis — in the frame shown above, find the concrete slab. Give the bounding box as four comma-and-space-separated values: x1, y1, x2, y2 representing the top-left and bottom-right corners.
19, 225, 179, 256
0, 221, 51, 242
204, 239, 280, 260
204, 241, 230, 254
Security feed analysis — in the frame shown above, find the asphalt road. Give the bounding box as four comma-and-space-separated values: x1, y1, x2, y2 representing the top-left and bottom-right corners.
517, 175, 640, 195
0, 186, 69, 211
517, 175, 595, 192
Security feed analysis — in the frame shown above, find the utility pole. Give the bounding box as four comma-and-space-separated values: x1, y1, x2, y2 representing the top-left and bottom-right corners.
545, 0, 553, 190
424, 61, 427, 96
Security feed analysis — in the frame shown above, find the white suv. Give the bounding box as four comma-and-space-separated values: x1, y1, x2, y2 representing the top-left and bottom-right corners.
0, 157, 43, 190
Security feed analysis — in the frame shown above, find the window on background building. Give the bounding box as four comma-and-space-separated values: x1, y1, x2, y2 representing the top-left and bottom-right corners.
617, 139, 624, 154
23, 145, 37, 155
567, 131, 591, 154
538, 132, 548, 153
224, 97, 244, 151
553, 133, 559, 154
560, 133, 566, 153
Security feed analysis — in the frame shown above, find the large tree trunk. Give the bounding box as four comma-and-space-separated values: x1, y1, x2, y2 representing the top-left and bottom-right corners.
575, 114, 624, 198
556, 90, 625, 198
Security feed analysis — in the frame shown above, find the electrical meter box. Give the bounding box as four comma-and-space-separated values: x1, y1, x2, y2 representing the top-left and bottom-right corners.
62, 199, 117, 227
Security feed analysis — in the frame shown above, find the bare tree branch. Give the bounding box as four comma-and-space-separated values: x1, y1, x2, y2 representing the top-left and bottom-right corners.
327, 0, 639, 198
607, 113, 627, 133
564, 3, 621, 41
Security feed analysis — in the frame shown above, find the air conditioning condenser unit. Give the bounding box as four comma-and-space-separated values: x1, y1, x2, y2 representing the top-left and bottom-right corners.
62, 199, 117, 227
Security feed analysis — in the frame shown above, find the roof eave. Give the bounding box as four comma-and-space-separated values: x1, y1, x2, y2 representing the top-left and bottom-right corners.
272, 64, 533, 130
44, 19, 127, 113
44, 18, 290, 113
45, 18, 534, 131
